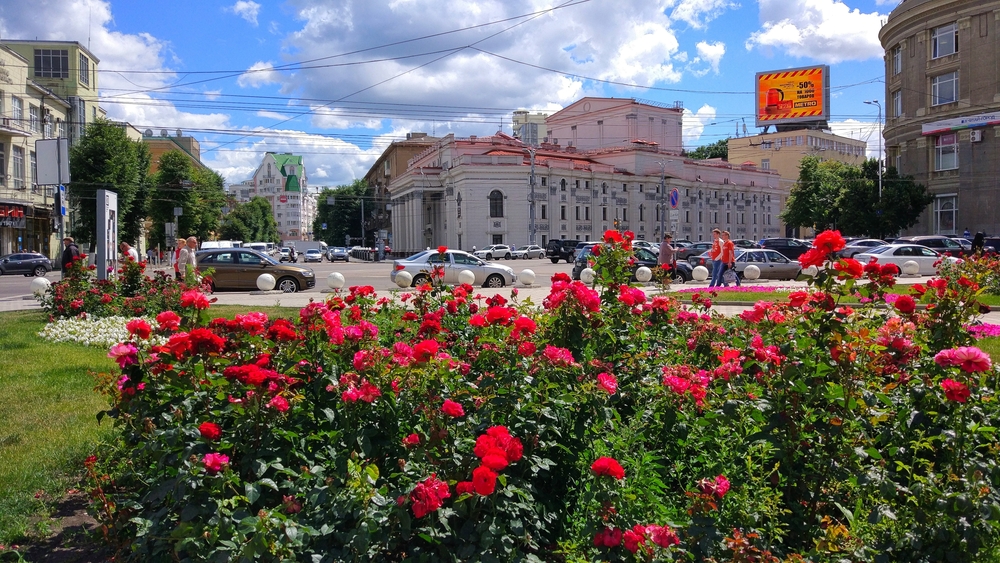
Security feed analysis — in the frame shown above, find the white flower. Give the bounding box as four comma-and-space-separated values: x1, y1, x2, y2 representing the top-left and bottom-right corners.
39, 316, 166, 349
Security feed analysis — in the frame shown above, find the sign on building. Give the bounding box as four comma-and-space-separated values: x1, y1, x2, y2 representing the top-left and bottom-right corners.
755, 65, 830, 128
96, 190, 118, 281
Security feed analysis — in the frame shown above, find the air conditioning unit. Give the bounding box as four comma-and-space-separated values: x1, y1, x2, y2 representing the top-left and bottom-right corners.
1, 117, 9, 127
970, 129, 983, 143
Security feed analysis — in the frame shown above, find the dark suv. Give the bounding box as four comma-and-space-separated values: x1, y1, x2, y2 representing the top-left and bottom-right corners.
760, 238, 811, 260
546, 239, 576, 263
894, 235, 992, 258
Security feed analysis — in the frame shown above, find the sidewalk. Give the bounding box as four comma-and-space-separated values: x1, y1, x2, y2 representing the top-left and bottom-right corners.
4, 276, 1000, 325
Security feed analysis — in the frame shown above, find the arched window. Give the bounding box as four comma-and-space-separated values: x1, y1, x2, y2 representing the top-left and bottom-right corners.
560, 179, 567, 192
489, 190, 504, 218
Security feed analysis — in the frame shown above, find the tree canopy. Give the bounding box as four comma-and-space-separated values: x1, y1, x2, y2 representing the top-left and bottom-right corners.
312, 180, 373, 246
68, 118, 152, 245
147, 150, 228, 247
219, 197, 280, 243
685, 138, 729, 161
781, 156, 932, 239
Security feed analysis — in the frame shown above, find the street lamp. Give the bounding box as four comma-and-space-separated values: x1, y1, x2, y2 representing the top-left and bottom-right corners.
655, 160, 677, 238
526, 148, 537, 246
864, 100, 883, 199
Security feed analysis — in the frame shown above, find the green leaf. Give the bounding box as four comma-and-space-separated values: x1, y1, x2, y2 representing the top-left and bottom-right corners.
245, 483, 260, 504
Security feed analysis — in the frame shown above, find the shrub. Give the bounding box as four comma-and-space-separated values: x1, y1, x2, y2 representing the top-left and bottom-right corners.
87, 231, 1000, 562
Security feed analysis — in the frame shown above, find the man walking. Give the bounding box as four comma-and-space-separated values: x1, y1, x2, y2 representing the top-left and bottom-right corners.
120, 242, 139, 262
61, 236, 80, 272
658, 233, 675, 278
177, 236, 198, 282
708, 229, 724, 287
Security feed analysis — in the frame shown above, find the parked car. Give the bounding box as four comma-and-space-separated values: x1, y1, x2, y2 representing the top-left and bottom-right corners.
473, 244, 512, 260
392, 250, 515, 288
836, 238, 887, 258
511, 244, 545, 259
854, 244, 961, 275
732, 239, 761, 249
689, 249, 802, 281
675, 241, 713, 261
279, 247, 291, 261
327, 247, 349, 262
572, 244, 679, 282
632, 240, 660, 253
0, 252, 52, 277
894, 235, 993, 258
760, 238, 812, 260
303, 249, 323, 263
545, 239, 577, 263
573, 240, 602, 261
196, 249, 315, 293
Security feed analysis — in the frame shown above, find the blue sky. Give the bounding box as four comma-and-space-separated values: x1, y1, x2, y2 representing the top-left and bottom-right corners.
0, 0, 897, 187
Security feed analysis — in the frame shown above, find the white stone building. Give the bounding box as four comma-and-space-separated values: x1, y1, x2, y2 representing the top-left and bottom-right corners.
228, 152, 316, 241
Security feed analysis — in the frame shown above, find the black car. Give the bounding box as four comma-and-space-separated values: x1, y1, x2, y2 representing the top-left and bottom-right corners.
0, 252, 53, 277
572, 244, 691, 283
759, 238, 811, 260
894, 235, 994, 258
675, 241, 713, 261
545, 239, 576, 263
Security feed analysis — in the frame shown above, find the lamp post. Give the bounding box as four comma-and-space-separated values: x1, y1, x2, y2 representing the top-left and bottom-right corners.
658, 160, 666, 238
864, 100, 883, 199
527, 148, 537, 246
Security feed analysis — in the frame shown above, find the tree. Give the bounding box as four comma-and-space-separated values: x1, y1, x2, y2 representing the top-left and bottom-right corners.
685, 138, 729, 160
68, 118, 152, 245
147, 150, 227, 247
781, 156, 932, 239
220, 197, 280, 243
312, 180, 371, 246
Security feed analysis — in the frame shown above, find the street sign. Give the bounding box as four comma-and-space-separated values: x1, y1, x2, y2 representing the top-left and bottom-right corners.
322, 223, 327, 230
669, 188, 680, 209
173, 207, 183, 217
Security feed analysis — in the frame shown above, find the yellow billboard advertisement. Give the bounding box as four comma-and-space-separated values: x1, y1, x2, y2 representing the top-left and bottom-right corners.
755, 65, 829, 127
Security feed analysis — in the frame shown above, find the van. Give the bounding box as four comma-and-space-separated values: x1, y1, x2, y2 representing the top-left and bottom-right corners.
201, 240, 242, 250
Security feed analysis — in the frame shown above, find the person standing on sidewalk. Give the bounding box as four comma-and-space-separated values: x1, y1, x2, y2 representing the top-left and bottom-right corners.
61, 237, 80, 272
720, 231, 740, 287
708, 229, 724, 287
173, 238, 185, 280
177, 237, 198, 282
657, 233, 675, 278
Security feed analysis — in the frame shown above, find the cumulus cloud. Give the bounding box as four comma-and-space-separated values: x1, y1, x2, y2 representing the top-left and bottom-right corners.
688, 41, 725, 76
227, 1, 261, 26
237, 61, 282, 88
745, 0, 886, 63
670, 0, 738, 29
682, 104, 717, 147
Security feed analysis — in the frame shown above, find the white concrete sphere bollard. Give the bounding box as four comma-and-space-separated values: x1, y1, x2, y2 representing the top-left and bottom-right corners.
327, 272, 346, 289
519, 269, 536, 286
803, 265, 819, 277
457, 269, 476, 286
902, 260, 920, 276
30, 276, 51, 296
635, 266, 652, 283
692, 265, 709, 282
395, 270, 413, 288
743, 264, 761, 281
257, 273, 276, 291
580, 268, 597, 284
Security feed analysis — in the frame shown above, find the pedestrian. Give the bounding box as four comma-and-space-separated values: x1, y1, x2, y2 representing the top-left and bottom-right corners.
177, 236, 198, 282
972, 232, 985, 254
708, 229, 724, 287
720, 231, 739, 287
173, 238, 185, 280
61, 236, 80, 271
472, 245, 477, 254
657, 233, 675, 278
147, 248, 156, 264
964, 227, 971, 238
120, 241, 139, 262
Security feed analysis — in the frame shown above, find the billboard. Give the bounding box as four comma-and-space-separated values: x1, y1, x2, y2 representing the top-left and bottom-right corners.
755, 65, 830, 127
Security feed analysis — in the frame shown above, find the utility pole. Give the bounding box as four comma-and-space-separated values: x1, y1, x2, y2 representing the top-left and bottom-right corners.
864, 100, 883, 199
658, 161, 666, 238
528, 148, 537, 246
360, 198, 365, 248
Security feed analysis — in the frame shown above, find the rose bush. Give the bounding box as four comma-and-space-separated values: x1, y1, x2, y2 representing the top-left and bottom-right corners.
86, 232, 1000, 562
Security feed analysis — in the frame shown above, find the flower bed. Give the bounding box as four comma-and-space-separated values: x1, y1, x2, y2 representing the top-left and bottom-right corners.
86, 231, 1000, 562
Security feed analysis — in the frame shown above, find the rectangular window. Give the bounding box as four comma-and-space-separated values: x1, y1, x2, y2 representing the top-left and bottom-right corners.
761, 159, 770, 170
639, 206, 644, 221
34, 49, 69, 78
698, 211, 703, 222
79, 54, 90, 85
12, 146, 25, 189
932, 71, 958, 105
493, 234, 504, 245
892, 46, 902, 75
43, 110, 53, 137
560, 206, 566, 220
639, 184, 643, 193
29, 105, 39, 133
0, 145, 5, 186
622, 209, 628, 221
575, 206, 580, 220
30, 151, 36, 187
685, 210, 690, 222
12, 96, 23, 122
541, 204, 547, 220
892, 90, 902, 118
934, 195, 957, 234
932, 23, 958, 58
934, 134, 958, 171
602, 207, 607, 221
540, 177, 546, 186
574, 180, 580, 189
585, 206, 590, 220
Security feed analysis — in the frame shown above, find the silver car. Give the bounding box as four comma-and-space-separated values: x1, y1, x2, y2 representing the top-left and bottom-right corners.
511, 244, 545, 259
689, 249, 801, 280
854, 244, 961, 275
473, 244, 512, 260
391, 250, 516, 288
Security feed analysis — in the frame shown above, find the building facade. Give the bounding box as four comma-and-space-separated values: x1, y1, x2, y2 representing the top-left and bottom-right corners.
879, 0, 1000, 235
728, 130, 868, 180
512, 110, 548, 146
387, 132, 786, 255
0, 45, 72, 257
545, 97, 685, 153
142, 128, 208, 174
229, 153, 316, 241
363, 132, 438, 248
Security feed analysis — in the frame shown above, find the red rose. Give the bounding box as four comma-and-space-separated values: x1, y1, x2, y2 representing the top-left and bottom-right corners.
126, 319, 152, 340
180, 290, 210, 310
441, 399, 465, 417
881, 263, 900, 276
833, 258, 863, 279
456, 481, 475, 495
813, 230, 846, 254
410, 474, 450, 518
437, 245, 448, 255
202, 452, 229, 474
597, 373, 618, 395
603, 230, 623, 244
156, 311, 181, 331
403, 433, 421, 447
894, 294, 916, 314
590, 456, 625, 479
472, 465, 497, 495
798, 247, 826, 269
413, 339, 439, 363
198, 422, 222, 441
788, 291, 809, 307
941, 378, 971, 403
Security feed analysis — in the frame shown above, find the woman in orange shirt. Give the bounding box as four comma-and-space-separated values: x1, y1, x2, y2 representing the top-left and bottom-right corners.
720, 231, 740, 287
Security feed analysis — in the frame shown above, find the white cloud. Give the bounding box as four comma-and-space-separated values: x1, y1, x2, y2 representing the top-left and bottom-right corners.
670, 0, 738, 29
682, 104, 717, 147
688, 41, 725, 76
204, 89, 222, 100
257, 110, 293, 121
237, 61, 281, 88
827, 119, 881, 159
746, 0, 886, 63
226, 1, 261, 26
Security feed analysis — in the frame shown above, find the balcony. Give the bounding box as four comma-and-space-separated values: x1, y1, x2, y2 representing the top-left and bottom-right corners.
0, 116, 30, 137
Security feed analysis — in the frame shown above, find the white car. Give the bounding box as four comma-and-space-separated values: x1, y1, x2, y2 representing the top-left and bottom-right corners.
473, 244, 512, 260
391, 250, 516, 288
854, 244, 961, 275
511, 245, 545, 259
632, 240, 660, 254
